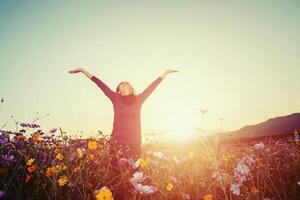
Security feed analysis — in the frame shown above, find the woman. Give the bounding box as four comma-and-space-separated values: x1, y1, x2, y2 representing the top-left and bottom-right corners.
68, 67, 178, 198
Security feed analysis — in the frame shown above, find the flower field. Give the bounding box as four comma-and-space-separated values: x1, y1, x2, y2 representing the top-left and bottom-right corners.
0, 123, 300, 200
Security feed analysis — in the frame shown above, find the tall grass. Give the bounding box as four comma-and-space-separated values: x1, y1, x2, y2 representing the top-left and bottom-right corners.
0, 119, 299, 199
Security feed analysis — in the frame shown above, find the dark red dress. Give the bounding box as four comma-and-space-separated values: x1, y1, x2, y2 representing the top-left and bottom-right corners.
91, 75, 163, 158
91, 75, 163, 199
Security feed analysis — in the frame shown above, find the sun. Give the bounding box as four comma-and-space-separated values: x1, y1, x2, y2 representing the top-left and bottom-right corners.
164, 115, 199, 141
166, 126, 198, 141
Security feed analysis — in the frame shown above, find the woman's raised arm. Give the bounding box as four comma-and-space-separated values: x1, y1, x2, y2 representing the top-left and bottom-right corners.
68, 67, 116, 102
138, 69, 179, 103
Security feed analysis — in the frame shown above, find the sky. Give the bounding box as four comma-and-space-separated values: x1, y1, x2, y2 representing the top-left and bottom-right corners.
0, 0, 299, 138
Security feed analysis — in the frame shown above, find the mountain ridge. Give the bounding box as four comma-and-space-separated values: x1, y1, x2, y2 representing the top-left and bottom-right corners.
224, 113, 300, 139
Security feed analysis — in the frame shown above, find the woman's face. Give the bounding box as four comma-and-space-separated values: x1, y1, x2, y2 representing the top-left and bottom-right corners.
118, 82, 133, 96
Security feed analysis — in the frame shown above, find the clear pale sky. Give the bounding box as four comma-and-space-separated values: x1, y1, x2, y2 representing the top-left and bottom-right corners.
0, 0, 299, 137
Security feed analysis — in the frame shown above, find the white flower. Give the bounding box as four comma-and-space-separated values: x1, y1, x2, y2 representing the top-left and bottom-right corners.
232, 156, 253, 186
297, 181, 300, 186
151, 160, 158, 167
133, 158, 143, 168
212, 171, 217, 178
235, 162, 250, 175
243, 155, 255, 164
127, 158, 134, 166
132, 182, 157, 194
230, 183, 240, 196
169, 176, 178, 183
152, 151, 164, 159
117, 158, 128, 166
146, 151, 152, 155
237, 174, 247, 184
212, 171, 228, 183
173, 156, 181, 164
254, 142, 265, 150
131, 171, 145, 183
183, 193, 191, 200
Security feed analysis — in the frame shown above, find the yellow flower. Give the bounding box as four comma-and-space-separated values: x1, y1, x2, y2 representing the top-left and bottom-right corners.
89, 154, 95, 160
203, 193, 213, 200
54, 148, 61, 154
140, 158, 147, 168
73, 166, 80, 173
88, 140, 97, 150
189, 151, 194, 159
222, 154, 228, 162
26, 158, 35, 166
135, 157, 151, 168
166, 183, 173, 192
56, 153, 63, 161
77, 148, 83, 159
62, 164, 67, 171
54, 165, 62, 173
57, 175, 68, 186
141, 158, 151, 167
95, 186, 113, 200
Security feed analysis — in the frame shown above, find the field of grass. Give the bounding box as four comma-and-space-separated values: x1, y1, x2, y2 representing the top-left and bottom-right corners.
0, 122, 300, 200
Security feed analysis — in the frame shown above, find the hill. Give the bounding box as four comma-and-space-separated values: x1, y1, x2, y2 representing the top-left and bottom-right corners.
224, 113, 300, 139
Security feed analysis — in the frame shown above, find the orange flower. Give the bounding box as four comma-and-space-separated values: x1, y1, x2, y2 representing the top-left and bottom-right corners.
0, 168, 7, 175
46, 167, 54, 177
28, 165, 36, 173
84, 181, 93, 190
203, 193, 213, 200
251, 187, 259, 194
31, 132, 40, 142
73, 166, 80, 173
89, 154, 95, 160
25, 174, 31, 183
16, 135, 26, 142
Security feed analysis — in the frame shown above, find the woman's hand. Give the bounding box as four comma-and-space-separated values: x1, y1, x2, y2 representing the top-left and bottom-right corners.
166, 69, 179, 74
160, 69, 179, 79
68, 67, 93, 79
68, 67, 84, 74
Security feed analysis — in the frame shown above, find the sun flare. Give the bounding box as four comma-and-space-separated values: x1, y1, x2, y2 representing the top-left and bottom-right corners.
164, 115, 199, 141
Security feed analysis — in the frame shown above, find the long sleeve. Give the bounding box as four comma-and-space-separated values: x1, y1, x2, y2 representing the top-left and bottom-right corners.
91, 76, 116, 102
138, 76, 163, 103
